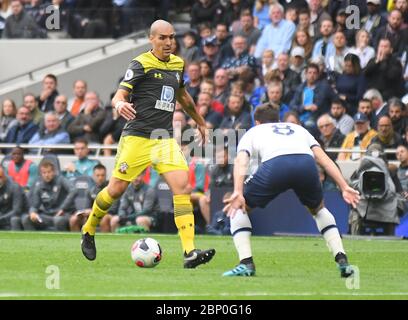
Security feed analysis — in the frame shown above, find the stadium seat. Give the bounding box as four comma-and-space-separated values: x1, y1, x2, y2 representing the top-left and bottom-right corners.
72, 175, 95, 211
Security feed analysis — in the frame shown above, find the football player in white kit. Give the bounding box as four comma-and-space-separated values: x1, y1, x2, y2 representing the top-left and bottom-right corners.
223, 105, 360, 277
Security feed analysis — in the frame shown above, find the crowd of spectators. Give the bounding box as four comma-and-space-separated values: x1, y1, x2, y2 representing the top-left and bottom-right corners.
1, 0, 408, 235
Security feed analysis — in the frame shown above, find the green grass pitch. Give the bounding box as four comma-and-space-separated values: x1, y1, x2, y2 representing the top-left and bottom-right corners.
0, 232, 408, 299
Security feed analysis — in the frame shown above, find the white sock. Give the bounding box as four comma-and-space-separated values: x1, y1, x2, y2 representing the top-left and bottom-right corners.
230, 209, 252, 261
314, 207, 345, 257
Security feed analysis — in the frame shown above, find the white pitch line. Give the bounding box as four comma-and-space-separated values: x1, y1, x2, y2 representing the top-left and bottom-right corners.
1, 292, 408, 298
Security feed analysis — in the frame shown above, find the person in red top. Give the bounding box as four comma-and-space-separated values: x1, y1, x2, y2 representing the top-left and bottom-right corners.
4, 147, 38, 190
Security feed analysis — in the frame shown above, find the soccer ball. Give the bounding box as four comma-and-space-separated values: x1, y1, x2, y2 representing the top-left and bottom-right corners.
131, 238, 162, 268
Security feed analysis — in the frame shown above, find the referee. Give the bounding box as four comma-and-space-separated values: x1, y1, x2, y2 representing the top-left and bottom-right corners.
81, 20, 215, 268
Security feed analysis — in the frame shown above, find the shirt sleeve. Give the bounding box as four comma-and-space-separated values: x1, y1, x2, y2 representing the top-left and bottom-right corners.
118, 60, 145, 92
237, 129, 254, 157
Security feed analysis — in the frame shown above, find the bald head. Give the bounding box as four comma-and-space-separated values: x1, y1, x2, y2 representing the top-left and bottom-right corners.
149, 20, 175, 60
150, 20, 174, 37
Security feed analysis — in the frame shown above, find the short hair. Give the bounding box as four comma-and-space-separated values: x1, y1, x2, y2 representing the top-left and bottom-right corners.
306, 62, 320, 72
331, 98, 346, 108
359, 98, 372, 105
93, 164, 106, 172
363, 88, 383, 102
44, 74, 57, 84
298, 8, 310, 16
388, 97, 404, 110
39, 159, 55, 170
74, 137, 89, 146
254, 103, 280, 124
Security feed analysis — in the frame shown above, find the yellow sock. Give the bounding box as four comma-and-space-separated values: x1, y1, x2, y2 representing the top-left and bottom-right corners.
82, 187, 116, 236
173, 194, 195, 254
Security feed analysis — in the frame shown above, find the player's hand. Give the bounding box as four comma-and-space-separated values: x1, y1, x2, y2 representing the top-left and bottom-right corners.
223, 191, 246, 218
116, 101, 136, 121
342, 186, 360, 209
196, 124, 209, 146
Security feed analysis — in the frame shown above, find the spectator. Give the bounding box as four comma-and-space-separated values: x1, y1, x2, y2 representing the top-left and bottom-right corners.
0, 166, 24, 230
233, 10, 261, 55
222, 0, 252, 29
214, 22, 234, 64
221, 35, 260, 81
200, 35, 223, 71
363, 88, 388, 129
388, 97, 408, 138
67, 91, 105, 143
220, 94, 252, 133
361, 0, 386, 39
213, 68, 230, 106
3, 146, 37, 190
190, 0, 223, 29
29, 111, 70, 150
330, 98, 354, 136
290, 46, 307, 81
199, 79, 225, 115
111, 172, 160, 233
395, 0, 408, 26
23, 93, 44, 126
348, 29, 376, 68
334, 53, 366, 115
364, 38, 405, 101
252, 0, 273, 31
62, 138, 99, 179
4, 106, 39, 145
0, 0, 12, 38
21, 160, 74, 231
285, 6, 298, 24
317, 114, 345, 161
37, 74, 59, 113
373, 9, 406, 54
254, 3, 296, 58
180, 30, 200, 63
332, 7, 356, 46
261, 49, 275, 77
283, 110, 301, 125
289, 63, 335, 134
69, 164, 117, 232
185, 61, 202, 103
0, 98, 17, 142
191, 92, 223, 129
201, 143, 234, 234
370, 115, 403, 159
74, 0, 113, 38
67, 80, 87, 117
2, 0, 44, 38
396, 144, 408, 193
337, 112, 378, 161
199, 59, 213, 80
325, 30, 350, 73
274, 52, 301, 105
230, 78, 254, 113
357, 98, 374, 124
99, 105, 126, 156
255, 82, 289, 121
53, 95, 74, 131
312, 19, 335, 60
298, 7, 315, 39
173, 110, 190, 144
308, 0, 332, 39
292, 28, 313, 61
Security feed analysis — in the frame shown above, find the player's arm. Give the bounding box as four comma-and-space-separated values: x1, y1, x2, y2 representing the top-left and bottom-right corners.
111, 89, 136, 121
176, 87, 208, 144
223, 151, 250, 217
312, 145, 360, 208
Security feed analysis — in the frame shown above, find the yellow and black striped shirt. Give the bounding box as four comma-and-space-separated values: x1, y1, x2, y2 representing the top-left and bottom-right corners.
119, 51, 185, 138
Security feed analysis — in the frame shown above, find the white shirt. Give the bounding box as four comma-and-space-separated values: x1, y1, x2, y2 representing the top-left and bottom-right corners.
237, 122, 320, 164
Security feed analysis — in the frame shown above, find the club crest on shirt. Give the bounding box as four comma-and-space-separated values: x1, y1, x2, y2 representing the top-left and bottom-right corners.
119, 162, 129, 174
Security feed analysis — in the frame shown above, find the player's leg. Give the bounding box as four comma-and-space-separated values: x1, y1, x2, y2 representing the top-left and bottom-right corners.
156, 138, 215, 268
293, 155, 353, 278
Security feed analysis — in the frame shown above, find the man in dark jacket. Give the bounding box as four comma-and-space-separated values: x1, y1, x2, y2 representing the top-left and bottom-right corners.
21, 160, 75, 231
364, 38, 404, 101
4, 106, 39, 145
0, 167, 24, 230
2, 0, 45, 38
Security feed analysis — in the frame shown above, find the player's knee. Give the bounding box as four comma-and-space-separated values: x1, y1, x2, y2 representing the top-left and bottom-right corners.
182, 183, 193, 195
107, 179, 128, 198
